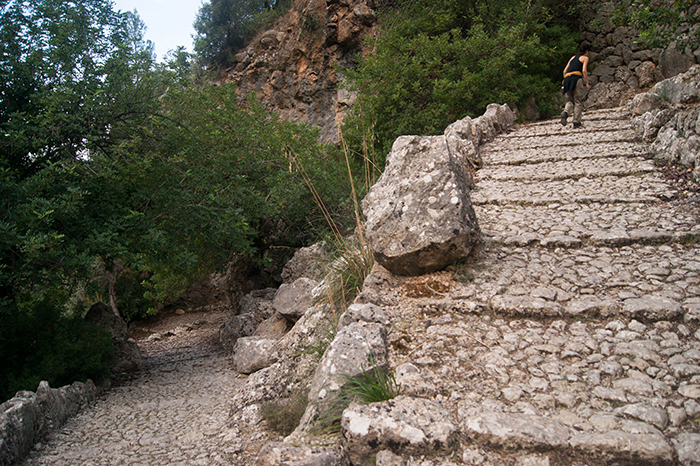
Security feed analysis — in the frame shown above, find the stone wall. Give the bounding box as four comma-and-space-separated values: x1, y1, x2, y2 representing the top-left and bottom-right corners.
0, 380, 97, 466
581, 1, 699, 110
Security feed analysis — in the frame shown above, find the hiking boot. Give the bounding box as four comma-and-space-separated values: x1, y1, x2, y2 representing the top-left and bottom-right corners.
560, 112, 568, 126
573, 122, 584, 129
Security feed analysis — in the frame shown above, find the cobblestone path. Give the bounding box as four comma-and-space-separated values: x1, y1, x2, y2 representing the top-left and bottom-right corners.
22, 311, 275, 466
376, 108, 700, 465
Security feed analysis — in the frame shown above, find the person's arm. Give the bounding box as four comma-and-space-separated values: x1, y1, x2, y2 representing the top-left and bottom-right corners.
581, 55, 590, 90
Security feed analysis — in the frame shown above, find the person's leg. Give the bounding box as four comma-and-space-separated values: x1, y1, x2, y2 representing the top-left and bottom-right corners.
573, 79, 586, 127
562, 92, 574, 125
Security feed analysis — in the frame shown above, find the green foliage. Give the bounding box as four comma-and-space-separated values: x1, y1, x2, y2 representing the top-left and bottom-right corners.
193, 0, 292, 68
317, 236, 375, 315
0, 296, 114, 401
312, 352, 403, 434
615, 0, 699, 50
343, 0, 581, 163
260, 389, 309, 435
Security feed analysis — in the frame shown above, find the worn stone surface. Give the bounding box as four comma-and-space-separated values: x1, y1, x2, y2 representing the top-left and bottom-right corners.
17, 107, 700, 466
362, 135, 480, 276
341, 396, 458, 466
273, 277, 319, 320
232, 336, 279, 374
255, 442, 343, 466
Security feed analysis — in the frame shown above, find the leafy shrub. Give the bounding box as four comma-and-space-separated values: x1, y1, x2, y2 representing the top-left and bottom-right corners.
343, 0, 581, 164
0, 297, 114, 401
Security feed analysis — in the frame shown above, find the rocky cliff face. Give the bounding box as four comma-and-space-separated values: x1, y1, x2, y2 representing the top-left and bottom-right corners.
220, 0, 379, 145
221, 0, 699, 137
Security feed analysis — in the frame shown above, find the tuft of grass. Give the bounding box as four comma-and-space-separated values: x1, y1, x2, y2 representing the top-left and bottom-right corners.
260, 390, 309, 436
311, 351, 403, 435
319, 235, 374, 315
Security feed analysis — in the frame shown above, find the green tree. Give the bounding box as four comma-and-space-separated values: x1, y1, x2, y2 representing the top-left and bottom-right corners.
616, 0, 699, 50
193, 0, 291, 68
342, 0, 581, 166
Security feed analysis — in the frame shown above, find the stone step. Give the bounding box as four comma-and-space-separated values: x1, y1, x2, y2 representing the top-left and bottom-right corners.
481, 140, 646, 166
484, 128, 638, 151
475, 201, 700, 247
448, 242, 700, 320
503, 118, 632, 138
477, 156, 656, 182
472, 173, 677, 206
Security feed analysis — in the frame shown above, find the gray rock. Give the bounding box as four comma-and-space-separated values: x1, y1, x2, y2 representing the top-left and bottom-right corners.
341, 396, 458, 466
461, 410, 570, 449
444, 115, 482, 174
232, 336, 278, 374
615, 403, 669, 430
281, 243, 328, 283
220, 312, 257, 350
622, 295, 682, 320
0, 380, 96, 466
674, 433, 700, 466
338, 303, 389, 330
375, 449, 406, 466
273, 278, 319, 320
307, 322, 388, 404
491, 295, 564, 317
256, 442, 343, 466
362, 135, 480, 276
84, 302, 143, 373
678, 384, 700, 399
569, 430, 673, 463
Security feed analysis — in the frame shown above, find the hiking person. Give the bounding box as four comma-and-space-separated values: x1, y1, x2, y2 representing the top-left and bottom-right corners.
560, 42, 591, 129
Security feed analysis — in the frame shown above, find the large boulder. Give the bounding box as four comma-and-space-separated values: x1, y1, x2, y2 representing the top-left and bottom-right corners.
280, 243, 329, 283
273, 278, 319, 320
362, 135, 480, 276
84, 302, 142, 373
290, 321, 388, 437
232, 336, 279, 374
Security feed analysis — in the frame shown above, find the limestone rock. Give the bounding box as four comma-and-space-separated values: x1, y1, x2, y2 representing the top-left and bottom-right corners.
281, 243, 328, 283
239, 288, 277, 321
337, 303, 389, 330
569, 430, 673, 464
84, 302, 143, 373
255, 442, 343, 466
220, 312, 257, 350
674, 433, 700, 466
273, 278, 319, 320
622, 295, 682, 320
362, 135, 480, 276
232, 336, 279, 374
341, 396, 458, 466
461, 410, 571, 450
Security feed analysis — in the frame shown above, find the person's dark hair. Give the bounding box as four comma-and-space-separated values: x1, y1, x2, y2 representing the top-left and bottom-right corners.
579, 41, 591, 55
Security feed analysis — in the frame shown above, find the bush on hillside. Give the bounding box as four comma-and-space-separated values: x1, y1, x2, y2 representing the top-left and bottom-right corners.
343, 0, 582, 167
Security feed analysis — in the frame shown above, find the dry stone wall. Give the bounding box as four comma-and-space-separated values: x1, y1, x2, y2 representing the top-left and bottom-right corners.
581, 1, 699, 110
0, 380, 96, 466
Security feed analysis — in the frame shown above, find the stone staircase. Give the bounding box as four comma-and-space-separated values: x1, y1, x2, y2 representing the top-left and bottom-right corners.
351, 107, 700, 465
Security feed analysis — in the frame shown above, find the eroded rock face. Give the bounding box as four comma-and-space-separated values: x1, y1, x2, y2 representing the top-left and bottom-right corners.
84, 302, 143, 373
273, 277, 319, 320
223, 0, 378, 145
362, 135, 480, 276
341, 396, 459, 466
631, 65, 700, 180
0, 381, 96, 466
